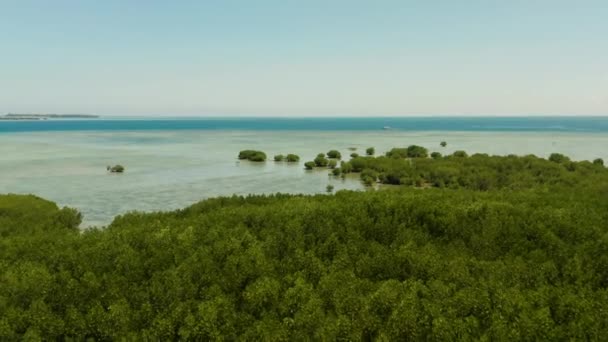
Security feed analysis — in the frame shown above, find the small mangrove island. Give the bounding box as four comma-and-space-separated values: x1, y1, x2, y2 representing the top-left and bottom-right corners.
274, 153, 300, 162
238, 150, 267, 162
107, 165, 125, 173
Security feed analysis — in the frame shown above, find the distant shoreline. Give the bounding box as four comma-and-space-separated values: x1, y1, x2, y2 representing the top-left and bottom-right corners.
0, 114, 99, 121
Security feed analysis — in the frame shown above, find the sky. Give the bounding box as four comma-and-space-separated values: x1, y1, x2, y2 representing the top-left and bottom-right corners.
0, 0, 607, 116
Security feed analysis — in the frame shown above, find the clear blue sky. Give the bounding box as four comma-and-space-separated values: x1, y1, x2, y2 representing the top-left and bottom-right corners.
1, 0, 607, 116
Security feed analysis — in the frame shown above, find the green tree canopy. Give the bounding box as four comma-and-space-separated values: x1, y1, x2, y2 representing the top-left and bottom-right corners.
386, 145, 428, 158
238, 150, 267, 162
314, 154, 329, 167
327, 150, 342, 159
286, 154, 300, 162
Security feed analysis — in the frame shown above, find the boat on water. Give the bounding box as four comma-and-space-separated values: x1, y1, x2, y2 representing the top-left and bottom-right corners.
383, 126, 392, 130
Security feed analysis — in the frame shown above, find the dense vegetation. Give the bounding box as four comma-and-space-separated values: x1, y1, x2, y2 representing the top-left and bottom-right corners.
336, 146, 608, 191
238, 150, 267, 162
2, 148, 608, 340
385, 145, 429, 159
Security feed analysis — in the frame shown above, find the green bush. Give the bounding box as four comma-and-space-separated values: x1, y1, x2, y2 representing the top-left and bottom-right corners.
430, 152, 442, 159
238, 150, 256, 159
328, 160, 338, 169
340, 161, 353, 174
286, 154, 300, 162
406, 145, 428, 158
549, 153, 570, 164
361, 168, 378, 182
274, 154, 285, 162
304, 161, 316, 170
366, 147, 375, 155
452, 150, 468, 158
326, 150, 342, 159
386, 145, 428, 158
350, 153, 359, 158
109, 165, 125, 173
250, 153, 267, 162
314, 154, 329, 167
238, 150, 267, 162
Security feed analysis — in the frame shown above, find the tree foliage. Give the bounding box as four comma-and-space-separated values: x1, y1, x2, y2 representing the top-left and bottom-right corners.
339, 150, 608, 189
314, 154, 329, 167
286, 154, 300, 162
327, 150, 342, 159
238, 150, 267, 162
107, 165, 125, 173
386, 145, 429, 159
304, 161, 316, 170
549, 153, 570, 164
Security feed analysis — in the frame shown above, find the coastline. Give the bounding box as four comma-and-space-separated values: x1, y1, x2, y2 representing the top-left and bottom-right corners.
0, 114, 99, 121
1, 128, 607, 227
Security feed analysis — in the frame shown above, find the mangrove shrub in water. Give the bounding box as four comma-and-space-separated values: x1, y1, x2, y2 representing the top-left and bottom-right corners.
314, 154, 329, 167
107, 165, 125, 173
285, 154, 300, 162
326, 150, 342, 159
238, 150, 267, 162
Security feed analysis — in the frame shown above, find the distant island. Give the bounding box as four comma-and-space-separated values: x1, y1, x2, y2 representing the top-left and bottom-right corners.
0, 113, 99, 120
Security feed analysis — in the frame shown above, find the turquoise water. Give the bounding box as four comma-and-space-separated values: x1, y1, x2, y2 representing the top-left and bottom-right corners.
1, 117, 607, 227
1, 116, 608, 133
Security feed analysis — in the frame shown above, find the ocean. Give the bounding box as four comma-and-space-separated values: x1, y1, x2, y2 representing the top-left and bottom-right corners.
2, 116, 608, 133
1, 116, 607, 227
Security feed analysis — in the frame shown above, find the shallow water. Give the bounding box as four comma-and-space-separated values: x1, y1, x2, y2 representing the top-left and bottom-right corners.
1, 130, 606, 227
